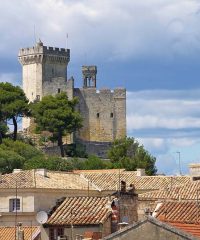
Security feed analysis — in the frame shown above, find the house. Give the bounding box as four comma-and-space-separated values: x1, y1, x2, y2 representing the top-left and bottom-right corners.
0, 169, 101, 227
43, 184, 138, 240
103, 216, 198, 240
0, 225, 40, 240
43, 196, 113, 240
154, 201, 200, 238
138, 178, 200, 220
76, 169, 191, 195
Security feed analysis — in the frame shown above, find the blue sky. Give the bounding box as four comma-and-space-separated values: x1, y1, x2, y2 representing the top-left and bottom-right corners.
1, 0, 200, 174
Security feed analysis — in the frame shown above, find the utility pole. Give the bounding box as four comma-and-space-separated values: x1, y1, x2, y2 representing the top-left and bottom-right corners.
15, 181, 18, 240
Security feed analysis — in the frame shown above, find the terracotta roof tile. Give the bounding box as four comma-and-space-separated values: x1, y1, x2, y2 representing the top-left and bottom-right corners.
74, 169, 126, 174
155, 201, 200, 238
169, 223, 200, 238
47, 196, 112, 225
139, 180, 200, 201
0, 170, 98, 191
155, 201, 200, 224
0, 226, 40, 240
81, 172, 190, 191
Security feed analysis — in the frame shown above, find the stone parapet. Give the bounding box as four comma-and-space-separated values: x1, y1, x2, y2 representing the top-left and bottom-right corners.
18, 44, 70, 65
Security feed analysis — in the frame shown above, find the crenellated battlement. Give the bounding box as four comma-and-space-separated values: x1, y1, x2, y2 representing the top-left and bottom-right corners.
19, 46, 70, 56
79, 87, 126, 99
19, 41, 126, 152
113, 88, 126, 98
18, 41, 70, 65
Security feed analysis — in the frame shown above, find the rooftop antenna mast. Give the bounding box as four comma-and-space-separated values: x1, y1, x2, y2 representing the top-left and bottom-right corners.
66, 33, 69, 49
34, 24, 37, 44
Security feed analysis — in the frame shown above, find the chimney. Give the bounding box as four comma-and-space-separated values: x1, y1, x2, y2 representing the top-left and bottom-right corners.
35, 169, 47, 177
13, 169, 22, 174
136, 168, 145, 176
118, 222, 128, 230
121, 181, 126, 192
16, 223, 24, 240
189, 164, 200, 181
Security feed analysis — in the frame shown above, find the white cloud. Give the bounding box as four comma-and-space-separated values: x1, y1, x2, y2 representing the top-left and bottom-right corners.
128, 115, 200, 130
127, 89, 200, 174
127, 89, 200, 130
1, 0, 200, 61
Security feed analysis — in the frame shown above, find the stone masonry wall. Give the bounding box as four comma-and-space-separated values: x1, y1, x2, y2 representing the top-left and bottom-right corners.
74, 87, 126, 143
18, 42, 71, 130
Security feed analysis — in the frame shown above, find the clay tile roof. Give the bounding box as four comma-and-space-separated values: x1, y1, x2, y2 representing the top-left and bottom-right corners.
0, 170, 35, 188
47, 196, 112, 225
103, 216, 198, 240
155, 201, 200, 224
139, 180, 200, 201
0, 170, 98, 191
0, 226, 40, 240
74, 169, 126, 174
80, 172, 190, 191
155, 201, 200, 238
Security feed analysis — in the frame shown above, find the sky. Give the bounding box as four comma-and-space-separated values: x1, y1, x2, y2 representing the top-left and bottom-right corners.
1, 0, 200, 175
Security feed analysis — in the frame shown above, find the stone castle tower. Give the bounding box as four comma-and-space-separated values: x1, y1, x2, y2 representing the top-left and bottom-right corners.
18, 41, 126, 157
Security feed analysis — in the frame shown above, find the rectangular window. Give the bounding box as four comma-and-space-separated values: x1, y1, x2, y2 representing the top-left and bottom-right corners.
9, 198, 20, 212
97, 113, 100, 118
49, 228, 64, 240
58, 88, 61, 93
110, 113, 113, 118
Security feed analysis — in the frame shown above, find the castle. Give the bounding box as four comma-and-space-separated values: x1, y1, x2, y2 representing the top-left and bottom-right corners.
18, 41, 126, 157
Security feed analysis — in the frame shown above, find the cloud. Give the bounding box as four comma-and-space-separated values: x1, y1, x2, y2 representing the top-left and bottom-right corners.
127, 89, 200, 174
1, 0, 200, 174
1, 0, 200, 62
127, 89, 200, 131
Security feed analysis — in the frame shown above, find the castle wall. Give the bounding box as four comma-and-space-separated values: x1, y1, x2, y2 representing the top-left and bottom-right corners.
18, 43, 71, 130
22, 63, 43, 102
18, 43, 126, 152
74, 88, 126, 143
18, 43, 70, 102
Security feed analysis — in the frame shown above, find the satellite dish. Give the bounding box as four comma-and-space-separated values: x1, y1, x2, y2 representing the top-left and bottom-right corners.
36, 211, 48, 224
122, 216, 129, 223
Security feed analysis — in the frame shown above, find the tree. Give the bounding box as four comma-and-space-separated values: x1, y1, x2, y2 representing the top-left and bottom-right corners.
0, 139, 75, 173
82, 155, 107, 170
0, 150, 24, 174
31, 92, 82, 157
107, 137, 157, 175
0, 122, 8, 144
0, 82, 30, 141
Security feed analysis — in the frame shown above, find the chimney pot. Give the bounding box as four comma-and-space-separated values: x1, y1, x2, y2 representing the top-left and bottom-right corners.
35, 169, 47, 177
13, 169, 22, 174
136, 168, 145, 176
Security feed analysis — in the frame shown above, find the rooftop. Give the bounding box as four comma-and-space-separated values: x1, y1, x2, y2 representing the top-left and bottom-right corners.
0, 169, 98, 191
139, 180, 200, 201
155, 201, 200, 238
0, 226, 40, 240
80, 172, 191, 192
103, 216, 198, 240
46, 196, 112, 226
155, 201, 200, 224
